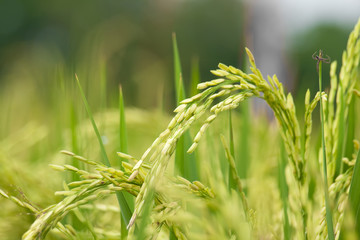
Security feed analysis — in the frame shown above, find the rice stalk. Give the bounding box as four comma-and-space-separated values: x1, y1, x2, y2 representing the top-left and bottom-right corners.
127, 48, 309, 238
75, 75, 132, 230
316, 49, 335, 240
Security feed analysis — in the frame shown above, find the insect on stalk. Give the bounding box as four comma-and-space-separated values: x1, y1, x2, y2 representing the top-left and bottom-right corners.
312, 49, 331, 72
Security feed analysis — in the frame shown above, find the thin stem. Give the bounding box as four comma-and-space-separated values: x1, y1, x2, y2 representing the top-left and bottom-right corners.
220, 135, 249, 220
318, 55, 335, 240
75, 75, 132, 229
228, 110, 236, 191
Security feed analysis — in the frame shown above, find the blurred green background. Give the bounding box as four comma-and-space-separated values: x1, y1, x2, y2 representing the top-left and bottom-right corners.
0, 0, 357, 114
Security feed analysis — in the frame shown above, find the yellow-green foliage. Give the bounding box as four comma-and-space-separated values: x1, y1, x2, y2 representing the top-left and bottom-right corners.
1, 18, 359, 240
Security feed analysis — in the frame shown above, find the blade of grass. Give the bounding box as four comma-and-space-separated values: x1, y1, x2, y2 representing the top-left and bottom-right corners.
317, 53, 335, 240
239, 49, 251, 181
172, 33, 185, 104
75, 74, 132, 230
75, 74, 110, 166
334, 87, 346, 177
172, 33, 198, 181
239, 100, 250, 180
65, 77, 83, 230
70, 103, 80, 182
72, 208, 98, 239
190, 56, 200, 97
348, 145, 360, 237
218, 116, 229, 182
119, 85, 128, 168
173, 32, 186, 178
205, 124, 226, 183
118, 85, 135, 239
228, 110, 236, 190
184, 134, 198, 180
278, 140, 291, 239
220, 135, 249, 220
134, 186, 154, 240
344, 97, 355, 167
169, 228, 178, 240
68, 100, 83, 230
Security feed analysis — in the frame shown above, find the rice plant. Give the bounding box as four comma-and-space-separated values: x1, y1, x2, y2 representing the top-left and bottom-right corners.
0, 18, 359, 240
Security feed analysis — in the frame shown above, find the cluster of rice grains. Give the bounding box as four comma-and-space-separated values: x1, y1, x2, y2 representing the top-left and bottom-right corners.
0, 18, 359, 239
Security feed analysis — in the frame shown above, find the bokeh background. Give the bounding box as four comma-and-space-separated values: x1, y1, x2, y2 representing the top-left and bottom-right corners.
1, 0, 359, 115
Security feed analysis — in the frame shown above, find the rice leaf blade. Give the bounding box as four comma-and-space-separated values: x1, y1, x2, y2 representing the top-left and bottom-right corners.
348, 147, 360, 237
335, 88, 345, 177
172, 33, 185, 104
190, 56, 200, 97
172, 33, 198, 181
278, 141, 291, 239
228, 110, 236, 190
75, 74, 110, 167
345, 98, 355, 161
75, 74, 132, 228
318, 58, 335, 240
119, 85, 128, 167
220, 135, 249, 218
119, 85, 135, 239
135, 186, 154, 240
239, 100, 250, 180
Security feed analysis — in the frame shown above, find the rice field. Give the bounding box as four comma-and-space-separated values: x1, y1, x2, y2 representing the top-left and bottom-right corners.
0, 14, 359, 240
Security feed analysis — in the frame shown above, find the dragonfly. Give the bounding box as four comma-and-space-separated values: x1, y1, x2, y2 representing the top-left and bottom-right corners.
312, 49, 331, 72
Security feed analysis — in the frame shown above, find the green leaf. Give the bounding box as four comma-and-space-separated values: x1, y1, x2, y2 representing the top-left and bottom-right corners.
172, 33, 198, 181
169, 228, 178, 240
68, 101, 83, 230
118, 85, 135, 239
119, 85, 128, 167
75, 74, 110, 167
70, 102, 80, 182
135, 186, 155, 239
228, 110, 236, 190
348, 147, 360, 237
190, 56, 200, 97
335, 86, 346, 177
239, 101, 250, 180
278, 141, 291, 239
75, 74, 132, 230
345, 97, 355, 164
220, 135, 249, 219
172, 33, 186, 104
318, 59, 335, 240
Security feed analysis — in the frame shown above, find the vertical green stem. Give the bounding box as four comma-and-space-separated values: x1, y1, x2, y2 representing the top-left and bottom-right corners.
318, 55, 335, 240
172, 33, 198, 181
119, 85, 128, 165
348, 146, 360, 237
228, 110, 236, 190
119, 85, 129, 239
279, 141, 291, 239
75, 75, 132, 232
239, 101, 250, 180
